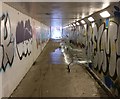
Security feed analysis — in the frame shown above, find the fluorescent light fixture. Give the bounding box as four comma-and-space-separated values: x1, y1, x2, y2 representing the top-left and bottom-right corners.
63, 25, 69, 29
76, 22, 80, 25
73, 23, 76, 26
77, 60, 92, 64
81, 20, 85, 24
100, 11, 110, 18
88, 17, 94, 22
82, 13, 85, 18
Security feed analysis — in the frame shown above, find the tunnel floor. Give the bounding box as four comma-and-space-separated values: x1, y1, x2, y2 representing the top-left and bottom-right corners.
11, 39, 108, 97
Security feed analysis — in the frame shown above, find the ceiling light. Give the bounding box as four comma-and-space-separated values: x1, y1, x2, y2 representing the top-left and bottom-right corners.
100, 11, 110, 18
82, 13, 85, 18
81, 20, 85, 24
76, 22, 80, 25
73, 23, 76, 26
63, 25, 69, 29
88, 17, 94, 22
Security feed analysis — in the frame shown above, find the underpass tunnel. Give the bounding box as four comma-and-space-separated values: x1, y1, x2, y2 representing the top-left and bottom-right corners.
0, 1, 120, 98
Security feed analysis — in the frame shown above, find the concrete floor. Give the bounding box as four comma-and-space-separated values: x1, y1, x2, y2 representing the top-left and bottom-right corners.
11, 40, 108, 97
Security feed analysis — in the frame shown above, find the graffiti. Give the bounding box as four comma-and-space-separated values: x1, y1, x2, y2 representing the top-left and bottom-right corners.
97, 23, 105, 71
63, 4, 120, 96
32, 22, 41, 49
85, 19, 120, 94
65, 17, 120, 94
116, 23, 120, 79
65, 18, 120, 82
114, 5, 120, 18
41, 28, 47, 44
40, 28, 49, 45
88, 21, 119, 78
36, 27, 41, 49
92, 23, 98, 69
16, 19, 32, 60
101, 26, 108, 74
87, 25, 94, 61
108, 21, 118, 79
0, 12, 14, 72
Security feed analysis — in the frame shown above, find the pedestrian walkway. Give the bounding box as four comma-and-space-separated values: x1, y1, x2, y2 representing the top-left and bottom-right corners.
11, 39, 108, 97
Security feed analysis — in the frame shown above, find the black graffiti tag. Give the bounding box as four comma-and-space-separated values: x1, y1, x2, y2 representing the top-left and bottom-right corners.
0, 13, 14, 72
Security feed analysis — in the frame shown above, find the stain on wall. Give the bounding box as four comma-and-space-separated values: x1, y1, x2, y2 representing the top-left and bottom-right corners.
0, 12, 14, 72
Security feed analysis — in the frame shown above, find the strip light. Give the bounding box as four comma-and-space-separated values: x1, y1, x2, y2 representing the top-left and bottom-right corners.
100, 11, 110, 18
73, 23, 76, 26
81, 20, 85, 24
88, 17, 94, 22
76, 22, 80, 25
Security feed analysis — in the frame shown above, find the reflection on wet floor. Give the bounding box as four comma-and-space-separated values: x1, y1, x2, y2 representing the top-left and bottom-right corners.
50, 48, 64, 64
11, 39, 108, 97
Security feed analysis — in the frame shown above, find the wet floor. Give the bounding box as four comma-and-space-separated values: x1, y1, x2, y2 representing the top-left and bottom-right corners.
11, 39, 108, 97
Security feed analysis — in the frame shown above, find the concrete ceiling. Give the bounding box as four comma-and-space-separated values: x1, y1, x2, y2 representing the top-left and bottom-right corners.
6, 2, 117, 27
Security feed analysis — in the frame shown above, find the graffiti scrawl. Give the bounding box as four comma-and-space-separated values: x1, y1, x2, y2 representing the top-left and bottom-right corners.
92, 23, 98, 69
0, 12, 14, 72
63, 4, 120, 96
86, 19, 120, 94
32, 22, 41, 49
16, 19, 32, 60
108, 21, 118, 79
88, 21, 119, 77
114, 5, 120, 18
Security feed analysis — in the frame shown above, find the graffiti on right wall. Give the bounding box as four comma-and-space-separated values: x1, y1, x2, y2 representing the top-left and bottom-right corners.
63, 4, 120, 96
85, 6, 120, 95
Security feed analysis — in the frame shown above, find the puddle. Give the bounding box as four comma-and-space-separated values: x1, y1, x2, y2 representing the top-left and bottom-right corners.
49, 48, 64, 64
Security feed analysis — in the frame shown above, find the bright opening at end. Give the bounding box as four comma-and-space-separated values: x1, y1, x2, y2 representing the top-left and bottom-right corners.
51, 26, 62, 39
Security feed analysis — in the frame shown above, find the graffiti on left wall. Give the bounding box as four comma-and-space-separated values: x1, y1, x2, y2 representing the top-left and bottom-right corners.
32, 22, 41, 49
16, 19, 32, 60
0, 12, 14, 72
